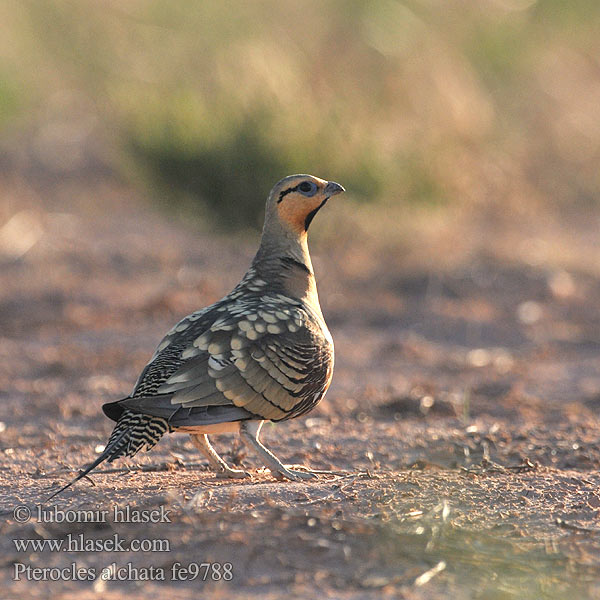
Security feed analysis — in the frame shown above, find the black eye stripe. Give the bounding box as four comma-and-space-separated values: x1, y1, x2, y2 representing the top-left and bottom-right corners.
277, 184, 300, 203
277, 180, 320, 203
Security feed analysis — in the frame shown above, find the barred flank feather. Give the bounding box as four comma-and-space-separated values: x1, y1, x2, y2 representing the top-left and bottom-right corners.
46, 411, 169, 501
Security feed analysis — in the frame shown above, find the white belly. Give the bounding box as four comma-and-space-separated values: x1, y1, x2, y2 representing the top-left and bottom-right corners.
175, 422, 242, 435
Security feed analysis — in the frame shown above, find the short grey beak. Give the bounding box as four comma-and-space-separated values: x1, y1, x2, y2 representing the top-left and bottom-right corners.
324, 181, 345, 197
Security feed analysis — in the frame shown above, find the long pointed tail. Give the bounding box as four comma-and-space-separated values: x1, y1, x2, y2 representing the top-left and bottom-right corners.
46, 411, 169, 502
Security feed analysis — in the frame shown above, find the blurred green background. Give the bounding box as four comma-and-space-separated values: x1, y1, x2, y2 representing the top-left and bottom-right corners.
0, 0, 599, 230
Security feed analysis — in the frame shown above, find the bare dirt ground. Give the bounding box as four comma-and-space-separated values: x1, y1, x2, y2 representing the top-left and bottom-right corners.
2, 178, 600, 599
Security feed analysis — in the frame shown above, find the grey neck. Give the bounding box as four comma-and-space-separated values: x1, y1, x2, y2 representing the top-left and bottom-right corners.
251, 219, 320, 308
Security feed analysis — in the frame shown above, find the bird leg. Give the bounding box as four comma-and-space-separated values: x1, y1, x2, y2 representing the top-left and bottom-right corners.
190, 434, 248, 479
240, 420, 317, 481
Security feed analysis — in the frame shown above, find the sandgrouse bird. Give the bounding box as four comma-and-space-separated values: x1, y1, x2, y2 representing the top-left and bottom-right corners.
49, 174, 344, 499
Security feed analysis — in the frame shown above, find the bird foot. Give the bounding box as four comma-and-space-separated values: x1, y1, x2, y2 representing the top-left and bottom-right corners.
273, 465, 318, 481
216, 467, 250, 479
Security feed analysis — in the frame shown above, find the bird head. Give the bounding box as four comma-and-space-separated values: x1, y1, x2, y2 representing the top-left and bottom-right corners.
264, 174, 345, 236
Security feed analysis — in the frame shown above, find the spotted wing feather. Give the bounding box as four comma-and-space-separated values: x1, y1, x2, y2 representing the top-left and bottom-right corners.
108, 296, 333, 425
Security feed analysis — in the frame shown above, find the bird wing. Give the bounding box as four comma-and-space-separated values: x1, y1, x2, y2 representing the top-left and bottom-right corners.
115, 298, 333, 424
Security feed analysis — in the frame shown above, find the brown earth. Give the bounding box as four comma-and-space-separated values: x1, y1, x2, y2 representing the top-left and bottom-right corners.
1, 179, 600, 599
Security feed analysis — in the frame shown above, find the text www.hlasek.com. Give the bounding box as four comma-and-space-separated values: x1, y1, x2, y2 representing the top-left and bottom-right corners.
14, 534, 170, 553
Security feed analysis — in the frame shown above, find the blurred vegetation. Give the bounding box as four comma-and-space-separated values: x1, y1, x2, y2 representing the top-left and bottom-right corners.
0, 0, 599, 229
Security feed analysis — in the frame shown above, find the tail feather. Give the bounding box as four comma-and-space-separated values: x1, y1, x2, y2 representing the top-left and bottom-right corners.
46, 411, 169, 502
104, 411, 170, 461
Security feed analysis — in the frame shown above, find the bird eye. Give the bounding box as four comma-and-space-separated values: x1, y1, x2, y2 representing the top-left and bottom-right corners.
298, 181, 317, 196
